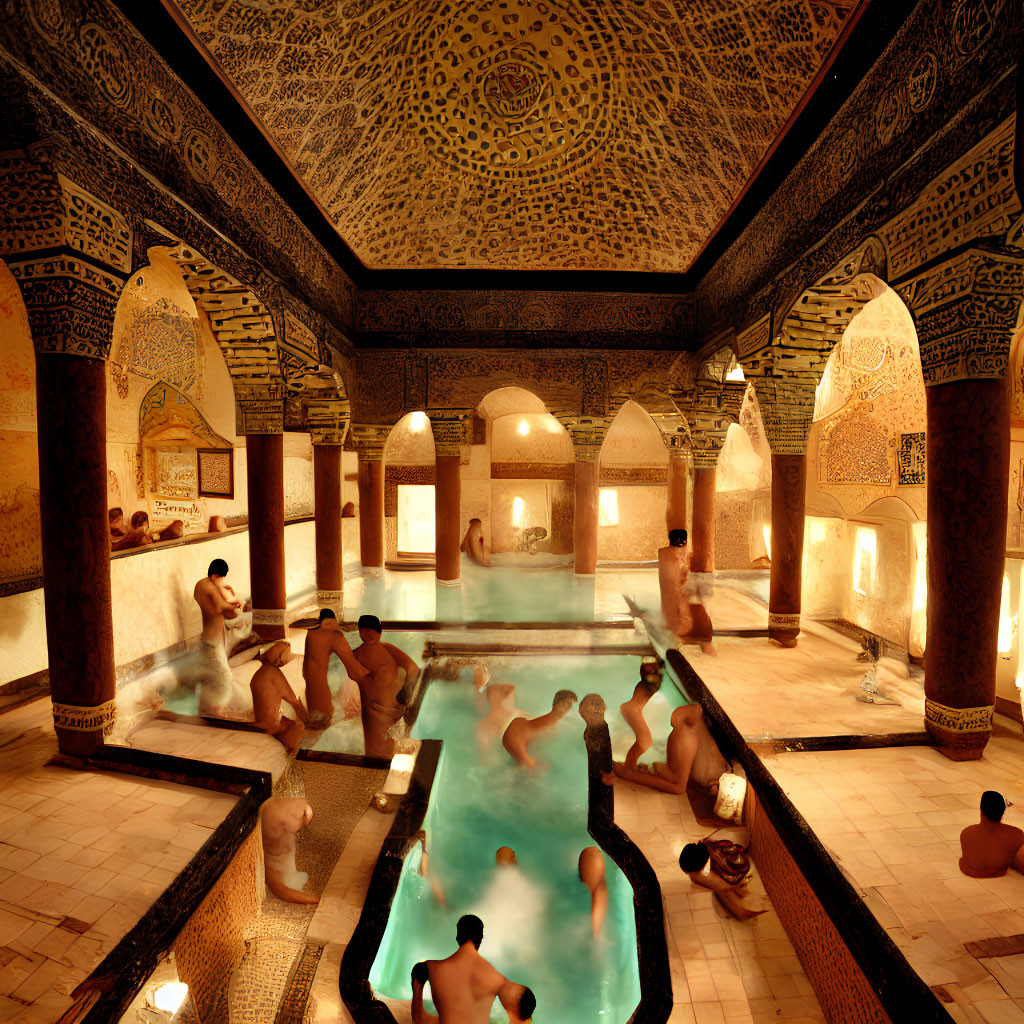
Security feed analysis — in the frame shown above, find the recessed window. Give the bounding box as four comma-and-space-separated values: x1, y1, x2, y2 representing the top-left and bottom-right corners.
998, 575, 1013, 655
853, 527, 877, 597
512, 495, 525, 527
598, 489, 619, 527
397, 484, 435, 554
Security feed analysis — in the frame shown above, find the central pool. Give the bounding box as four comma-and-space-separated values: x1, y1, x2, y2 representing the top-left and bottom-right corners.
368, 651, 686, 1021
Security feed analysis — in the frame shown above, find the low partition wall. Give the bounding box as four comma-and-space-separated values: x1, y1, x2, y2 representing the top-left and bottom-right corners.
74, 746, 272, 1023
666, 649, 952, 1024
0, 518, 316, 690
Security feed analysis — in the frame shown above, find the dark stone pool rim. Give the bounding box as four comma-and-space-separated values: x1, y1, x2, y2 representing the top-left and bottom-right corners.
665, 649, 954, 1024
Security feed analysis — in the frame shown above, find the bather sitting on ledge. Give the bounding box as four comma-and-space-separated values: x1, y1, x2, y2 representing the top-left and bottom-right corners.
353, 614, 420, 758
460, 517, 491, 565
302, 608, 369, 729
502, 690, 578, 769
192, 558, 243, 714
251, 640, 308, 754
959, 790, 1024, 878
603, 704, 702, 794
411, 915, 536, 1024
261, 797, 318, 905
679, 839, 766, 921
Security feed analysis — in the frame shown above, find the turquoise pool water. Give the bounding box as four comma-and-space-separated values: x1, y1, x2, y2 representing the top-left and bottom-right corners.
368, 652, 686, 1022
343, 561, 664, 624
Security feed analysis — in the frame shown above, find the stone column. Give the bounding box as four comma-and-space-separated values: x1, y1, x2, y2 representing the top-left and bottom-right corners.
246, 432, 287, 640
313, 442, 343, 606
905, 248, 1023, 759
350, 425, 388, 574
430, 411, 471, 584
755, 380, 817, 648
659, 427, 690, 536
5, 177, 131, 756
559, 417, 609, 577
690, 458, 718, 574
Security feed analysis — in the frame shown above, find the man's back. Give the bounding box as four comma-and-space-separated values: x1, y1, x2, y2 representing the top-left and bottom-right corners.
428, 947, 505, 1024
251, 663, 287, 722
960, 821, 1024, 877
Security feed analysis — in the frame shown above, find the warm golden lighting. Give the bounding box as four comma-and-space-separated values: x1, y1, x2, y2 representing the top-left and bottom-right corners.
518, 419, 530, 435
512, 496, 525, 527
808, 519, 826, 544
853, 527, 877, 597
410, 410, 428, 432
390, 753, 415, 773
998, 575, 1013, 655
762, 523, 772, 554
598, 489, 619, 527
152, 982, 189, 1013
725, 364, 745, 381
397, 484, 435, 553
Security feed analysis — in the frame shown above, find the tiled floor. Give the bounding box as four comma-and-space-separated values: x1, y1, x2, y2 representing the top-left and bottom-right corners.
0, 700, 239, 1023
686, 621, 926, 739
612, 781, 825, 1024
763, 727, 1024, 1024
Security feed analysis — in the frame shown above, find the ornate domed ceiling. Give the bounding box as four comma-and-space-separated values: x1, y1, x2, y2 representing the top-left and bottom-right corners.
169, 0, 861, 273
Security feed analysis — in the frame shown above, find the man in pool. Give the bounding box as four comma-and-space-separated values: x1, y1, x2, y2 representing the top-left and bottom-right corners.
411, 915, 536, 1023
460, 517, 491, 566
619, 661, 662, 771
261, 797, 318, 905
302, 608, 369, 728
192, 558, 243, 714
959, 790, 1024, 877
251, 640, 307, 754
501, 690, 578, 769
353, 614, 421, 758
476, 683, 525, 751
578, 846, 608, 936
603, 704, 702, 794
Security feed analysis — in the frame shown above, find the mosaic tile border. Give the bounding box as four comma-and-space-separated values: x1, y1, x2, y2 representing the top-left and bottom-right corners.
665, 649, 954, 1024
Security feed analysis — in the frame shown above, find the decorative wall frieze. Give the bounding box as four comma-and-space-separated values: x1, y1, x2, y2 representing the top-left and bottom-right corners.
895, 246, 1024, 385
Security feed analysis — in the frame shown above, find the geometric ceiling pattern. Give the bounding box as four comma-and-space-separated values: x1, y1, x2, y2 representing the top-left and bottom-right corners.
172, 0, 859, 272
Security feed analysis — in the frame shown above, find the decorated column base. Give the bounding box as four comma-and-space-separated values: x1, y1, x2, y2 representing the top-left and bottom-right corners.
925, 699, 994, 761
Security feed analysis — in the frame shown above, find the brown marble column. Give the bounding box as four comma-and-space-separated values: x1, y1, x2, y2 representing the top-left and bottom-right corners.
573, 459, 600, 575
36, 353, 116, 757
430, 411, 470, 584
924, 377, 1009, 759
666, 451, 689, 535
768, 453, 807, 647
357, 455, 384, 571
313, 443, 343, 605
435, 455, 461, 582
246, 433, 287, 640
689, 464, 717, 573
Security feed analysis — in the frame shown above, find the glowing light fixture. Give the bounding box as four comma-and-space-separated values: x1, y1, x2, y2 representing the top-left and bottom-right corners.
390, 754, 415, 774
762, 524, 772, 555
598, 489, 619, 527
998, 574, 1013, 655
809, 519, 826, 544
518, 419, 530, 436
410, 411, 428, 433
853, 527, 877, 597
725, 364, 745, 382
512, 496, 525, 527
153, 982, 189, 1013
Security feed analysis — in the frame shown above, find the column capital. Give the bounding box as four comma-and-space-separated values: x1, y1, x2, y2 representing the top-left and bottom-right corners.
895, 246, 1024, 386
349, 423, 391, 461
306, 397, 350, 446
554, 414, 613, 462
677, 380, 744, 466
428, 408, 473, 458
236, 386, 285, 435
752, 378, 818, 456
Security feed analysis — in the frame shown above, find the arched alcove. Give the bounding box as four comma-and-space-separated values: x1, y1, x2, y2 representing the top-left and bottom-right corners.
595, 400, 668, 563
479, 387, 573, 558
0, 261, 42, 598
383, 411, 437, 558
800, 284, 925, 654
109, 254, 245, 536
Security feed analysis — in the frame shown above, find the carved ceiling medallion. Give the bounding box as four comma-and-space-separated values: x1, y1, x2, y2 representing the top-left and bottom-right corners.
482, 59, 546, 122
